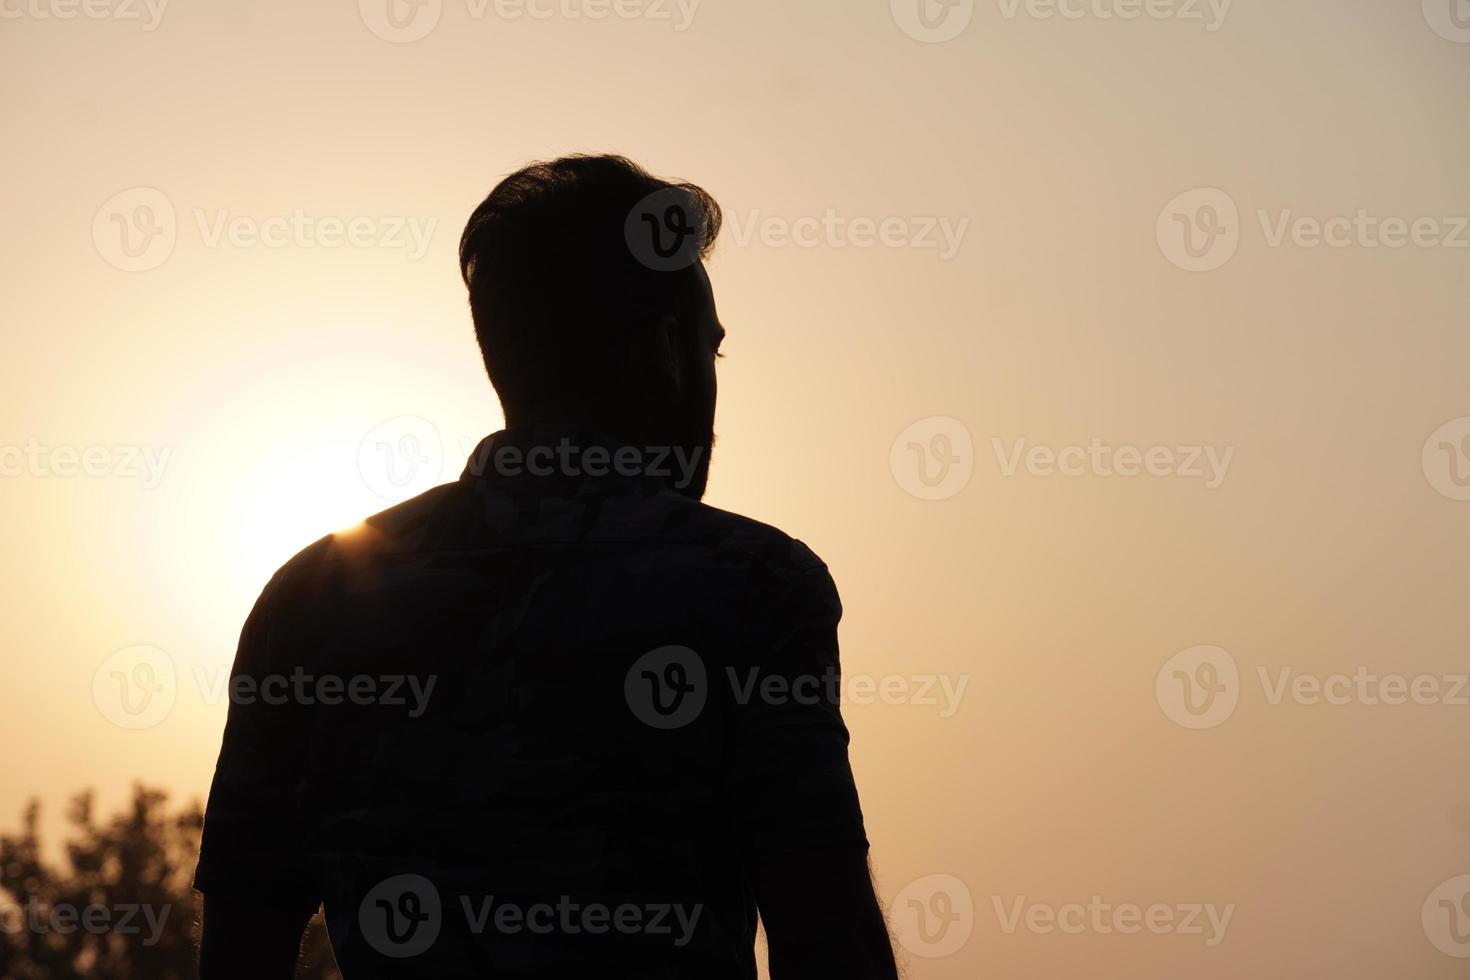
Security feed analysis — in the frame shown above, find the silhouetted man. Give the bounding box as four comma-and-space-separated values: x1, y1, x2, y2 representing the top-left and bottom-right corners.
195, 155, 899, 979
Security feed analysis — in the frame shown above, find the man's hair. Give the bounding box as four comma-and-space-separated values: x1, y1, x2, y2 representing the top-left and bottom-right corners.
459, 154, 722, 419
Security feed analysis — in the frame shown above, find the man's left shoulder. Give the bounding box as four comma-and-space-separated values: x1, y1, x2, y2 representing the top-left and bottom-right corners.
662, 495, 830, 577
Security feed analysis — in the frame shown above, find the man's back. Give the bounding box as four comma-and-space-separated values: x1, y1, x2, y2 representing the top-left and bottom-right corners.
196, 427, 871, 977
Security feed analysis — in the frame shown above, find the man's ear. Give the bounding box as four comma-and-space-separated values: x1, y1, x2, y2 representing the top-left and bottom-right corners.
629, 314, 682, 393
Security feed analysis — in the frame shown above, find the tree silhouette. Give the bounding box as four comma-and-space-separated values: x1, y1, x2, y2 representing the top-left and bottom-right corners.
0, 785, 339, 979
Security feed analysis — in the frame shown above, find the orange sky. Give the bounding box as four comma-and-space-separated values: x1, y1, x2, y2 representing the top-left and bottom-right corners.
3, 1, 1469, 976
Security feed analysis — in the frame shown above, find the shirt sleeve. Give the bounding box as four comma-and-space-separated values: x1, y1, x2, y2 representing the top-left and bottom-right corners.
193, 576, 318, 902
725, 554, 870, 859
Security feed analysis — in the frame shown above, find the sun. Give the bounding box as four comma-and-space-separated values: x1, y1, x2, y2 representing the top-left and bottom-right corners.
232, 442, 391, 587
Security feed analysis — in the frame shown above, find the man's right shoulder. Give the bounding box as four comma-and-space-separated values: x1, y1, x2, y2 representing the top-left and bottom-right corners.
255, 480, 832, 605
255, 482, 463, 594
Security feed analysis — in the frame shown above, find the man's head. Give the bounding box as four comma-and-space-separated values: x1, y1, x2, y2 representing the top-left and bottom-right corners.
459, 155, 725, 498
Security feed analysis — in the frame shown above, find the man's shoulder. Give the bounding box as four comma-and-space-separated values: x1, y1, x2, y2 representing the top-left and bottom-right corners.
262, 481, 464, 588
660, 495, 829, 574
258, 479, 830, 596
653, 496, 841, 621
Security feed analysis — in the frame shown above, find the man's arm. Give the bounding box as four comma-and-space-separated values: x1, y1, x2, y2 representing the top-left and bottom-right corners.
194, 576, 320, 978
198, 893, 316, 980
753, 848, 899, 979
729, 553, 899, 978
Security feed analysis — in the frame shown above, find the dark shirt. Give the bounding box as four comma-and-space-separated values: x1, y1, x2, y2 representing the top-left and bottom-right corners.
195, 426, 869, 978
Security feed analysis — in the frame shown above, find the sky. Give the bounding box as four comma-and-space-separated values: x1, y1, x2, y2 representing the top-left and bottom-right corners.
3, 0, 1470, 976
